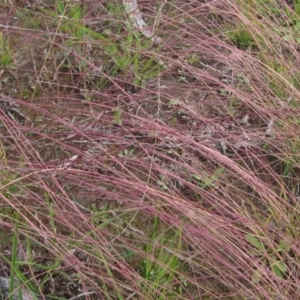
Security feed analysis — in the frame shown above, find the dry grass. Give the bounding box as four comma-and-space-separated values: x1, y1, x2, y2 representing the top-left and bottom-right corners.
0, 0, 299, 299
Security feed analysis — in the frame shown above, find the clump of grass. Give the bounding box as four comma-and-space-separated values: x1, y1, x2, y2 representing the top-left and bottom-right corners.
0, 0, 300, 299
0, 33, 14, 68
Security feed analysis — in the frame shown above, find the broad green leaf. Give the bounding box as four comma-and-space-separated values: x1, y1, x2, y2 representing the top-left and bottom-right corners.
277, 239, 290, 252
245, 234, 266, 252
277, 261, 288, 273
192, 174, 202, 181
270, 258, 288, 273
271, 264, 283, 279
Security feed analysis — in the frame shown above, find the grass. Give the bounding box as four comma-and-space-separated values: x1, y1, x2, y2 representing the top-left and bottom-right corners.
0, 0, 300, 299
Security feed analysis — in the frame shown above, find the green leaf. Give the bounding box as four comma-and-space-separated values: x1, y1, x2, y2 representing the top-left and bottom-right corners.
277, 260, 288, 273
270, 258, 288, 273
202, 176, 216, 188
277, 239, 290, 252
213, 167, 224, 177
271, 264, 283, 279
113, 109, 123, 125
168, 98, 180, 106
192, 174, 202, 181
245, 234, 266, 252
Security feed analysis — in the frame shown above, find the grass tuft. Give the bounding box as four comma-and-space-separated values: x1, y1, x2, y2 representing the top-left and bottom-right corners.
0, 0, 300, 299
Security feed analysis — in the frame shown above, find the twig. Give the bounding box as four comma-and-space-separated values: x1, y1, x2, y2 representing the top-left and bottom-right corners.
123, 0, 162, 43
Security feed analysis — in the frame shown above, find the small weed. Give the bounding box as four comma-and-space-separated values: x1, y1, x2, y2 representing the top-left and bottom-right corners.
157, 175, 169, 191
15, 8, 42, 29
113, 108, 123, 125
140, 219, 184, 299
0, 33, 13, 68
246, 233, 289, 282
192, 167, 224, 190
0, 215, 39, 299
118, 148, 135, 158
226, 26, 256, 50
